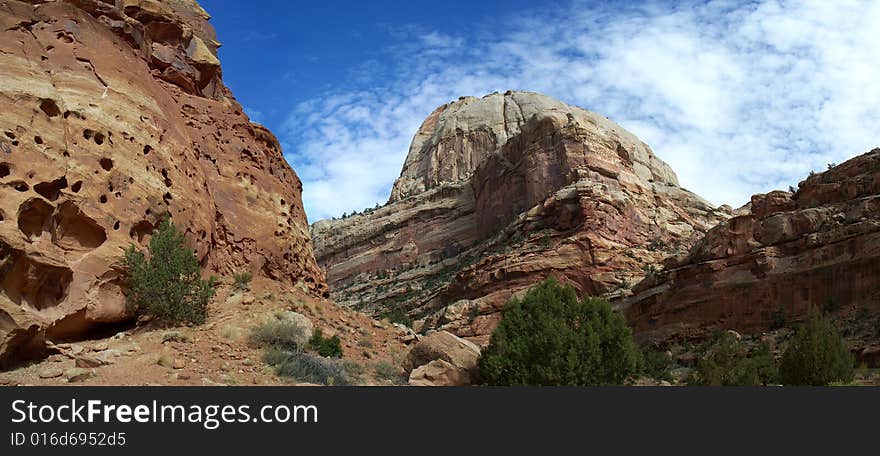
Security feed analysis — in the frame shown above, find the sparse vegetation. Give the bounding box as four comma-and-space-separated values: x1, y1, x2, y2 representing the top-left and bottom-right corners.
779, 310, 854, 386
307, 328, 343, 358
250, 318, 308, 351
538, 234, 551, 249
374, 361, 406, 385
478, 278, 642, 386
688, 332, 778, 386
252, 319, 351, 385
123, 217, 216, 325
232, 271, 253, 291
161, 330, 191, 343
263, 347, 355, 386
647, 238, 669, 252
641, 348, 673, 382
382, 306, 413, 327
770, 306, 787, 330
822, 297, 841, 315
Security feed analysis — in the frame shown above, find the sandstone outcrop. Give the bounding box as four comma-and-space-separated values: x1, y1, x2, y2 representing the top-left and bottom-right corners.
620, 149, 880, 342
403, 330, 480, 385
0, 0, 326, 367
408, 359, 469, 387
312, 91, 727, 344
403, 330, 480, 371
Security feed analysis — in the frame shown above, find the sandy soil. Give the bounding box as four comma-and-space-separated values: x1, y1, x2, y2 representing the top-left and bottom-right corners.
0, 277, 411, 387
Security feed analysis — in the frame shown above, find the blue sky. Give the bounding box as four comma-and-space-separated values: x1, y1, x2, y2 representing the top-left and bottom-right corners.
201, 0, 880, 222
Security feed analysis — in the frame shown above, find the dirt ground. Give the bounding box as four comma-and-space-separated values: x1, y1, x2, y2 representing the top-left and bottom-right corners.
0, 277, 411, 387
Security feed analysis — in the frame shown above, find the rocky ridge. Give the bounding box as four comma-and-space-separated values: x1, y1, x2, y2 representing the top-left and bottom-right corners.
620, 149, 880, 346
0, 0, 326, 367
312, 91, 729, 344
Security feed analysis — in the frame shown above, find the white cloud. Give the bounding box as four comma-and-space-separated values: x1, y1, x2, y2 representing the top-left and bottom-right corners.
243, 106, 265, 125
282, 0, 880, 222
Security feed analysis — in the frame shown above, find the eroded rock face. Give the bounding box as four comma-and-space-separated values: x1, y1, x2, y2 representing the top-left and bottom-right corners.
312, 91, 727, 344
403, 330, 480, 385
0, 0, 326, 367
620, 149, 880, 342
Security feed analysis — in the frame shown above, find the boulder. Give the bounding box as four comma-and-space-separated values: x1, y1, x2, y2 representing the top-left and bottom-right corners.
409, 359, 471, 386
38, 368, 64, 379
75, 355, 108, 368
64, 368, 95, 383
403, 331, 480, 381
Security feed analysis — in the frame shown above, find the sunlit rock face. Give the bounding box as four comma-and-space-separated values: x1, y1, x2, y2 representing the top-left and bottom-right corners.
312, 91, 726, 345
620, 149, 880, 343
0, 0, 326, 367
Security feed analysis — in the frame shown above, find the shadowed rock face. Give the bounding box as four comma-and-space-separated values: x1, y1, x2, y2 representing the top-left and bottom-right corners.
619, 149, 880, 343
0, 0, 326, 367
312, 91, 728, 345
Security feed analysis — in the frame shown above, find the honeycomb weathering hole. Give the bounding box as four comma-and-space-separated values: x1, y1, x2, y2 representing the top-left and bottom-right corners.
17, 198, 54, 240
39, 99, 61, 118
53, 201, 107, 250
0, 163, 9, 178
34, 176, 68, 201
100, 158, 113, 171
130, 220, 156, 244
0, 242, 73, 311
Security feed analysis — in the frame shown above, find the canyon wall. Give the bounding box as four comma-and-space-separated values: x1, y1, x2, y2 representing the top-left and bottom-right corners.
620, 149, 880, 342
0, 0, 326, 367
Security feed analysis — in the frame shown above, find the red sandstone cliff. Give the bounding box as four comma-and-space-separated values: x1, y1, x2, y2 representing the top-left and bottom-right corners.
620, 149, 880, 342
0, 0, 326, 367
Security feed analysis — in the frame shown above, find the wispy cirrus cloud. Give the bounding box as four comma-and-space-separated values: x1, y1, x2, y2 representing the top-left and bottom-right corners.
281, 0, 880, 222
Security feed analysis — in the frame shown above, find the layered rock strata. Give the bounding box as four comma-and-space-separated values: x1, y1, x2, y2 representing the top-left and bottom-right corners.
312, 91, 727, 344
620, 149, 880, 342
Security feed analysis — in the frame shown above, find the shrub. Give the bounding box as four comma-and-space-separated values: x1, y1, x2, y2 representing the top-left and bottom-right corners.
779, 311, 854, 386
478, 278, 642, 386
232, 271, 252, 291
382, 306, 412, 327
770, 306, 787, 330
689, 333, 778, 386
374, 361, 406, 385
641, 348, 673, 382
250, 319, 308, 351
821, 297, 841, 315
264, 347, 354, 386
123, 217, 215, 325
307, 328, 343, 358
